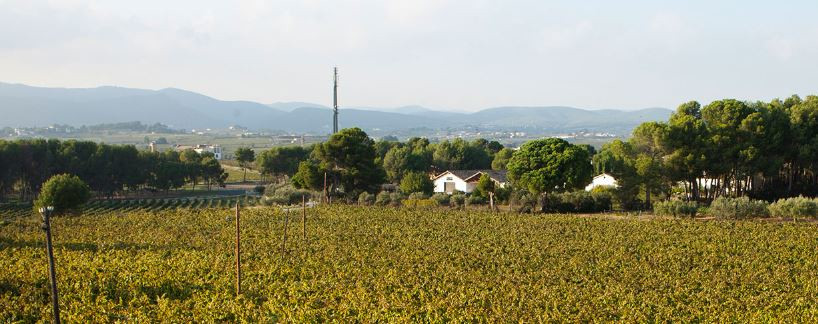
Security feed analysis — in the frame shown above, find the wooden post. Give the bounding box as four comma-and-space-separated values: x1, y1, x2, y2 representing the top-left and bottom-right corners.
323, 172, 328, 204
40, 207, 61, 324
302, 195, 307, 241
489, 192, 495, 212
281, 209, 289, 257
235, 203, 241, 296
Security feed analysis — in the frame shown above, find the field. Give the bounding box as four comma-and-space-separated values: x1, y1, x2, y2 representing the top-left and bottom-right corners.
0, 196, 262, 219
2, 206, 818, 321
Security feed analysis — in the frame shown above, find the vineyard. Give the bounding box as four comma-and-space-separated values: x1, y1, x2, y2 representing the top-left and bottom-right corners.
0, 196, 262, 219
2, 206, 818, 321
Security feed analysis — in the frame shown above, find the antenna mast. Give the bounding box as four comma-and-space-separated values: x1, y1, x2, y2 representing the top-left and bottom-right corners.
332, 67, 339, 134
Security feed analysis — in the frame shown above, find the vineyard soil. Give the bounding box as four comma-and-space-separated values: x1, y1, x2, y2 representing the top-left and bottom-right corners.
2, 206, 818, 321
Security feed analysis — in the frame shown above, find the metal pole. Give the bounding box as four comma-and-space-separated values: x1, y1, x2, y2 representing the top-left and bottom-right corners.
235, 203, 241, 295
41, 208, 61, 324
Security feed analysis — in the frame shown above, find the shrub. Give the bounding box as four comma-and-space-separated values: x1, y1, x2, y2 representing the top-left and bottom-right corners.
253, 185, 266, 195
389, 192, 405, 207
375, 192, 391, 206
653, 200, 698, 218
769, 196, 818, 220
407, 192, 428, 200
466, 195, 485, 206
358, 192, 375, 206
510, 191, 536, 213
543, 191, 611, 213
709, 196, 769, 219
450, 194, 466, 209
35, 174, 91, 215
265, 186, 311, 205
400, 172, 434, 196
402, 198, 440, 209
431, 193, 450, 206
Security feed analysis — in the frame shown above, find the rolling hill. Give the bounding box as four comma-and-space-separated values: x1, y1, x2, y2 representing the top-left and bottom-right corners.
0, 82, 672, 134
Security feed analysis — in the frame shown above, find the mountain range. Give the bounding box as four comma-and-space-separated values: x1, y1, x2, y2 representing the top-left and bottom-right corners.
0, 82, 672, 134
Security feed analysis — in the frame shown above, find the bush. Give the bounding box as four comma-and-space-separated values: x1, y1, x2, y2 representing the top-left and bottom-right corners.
407, 192, 428, 200
358, 192, 375, 206
375, 192, 391, 206
35, 174, 91, 214
769, 196, 818, 220
653, 200, 698, 218
543, 191, 611, 213
450, 194, 466, 209
402, 198, 440, 209
265, 186, 311, 205
400, 172, 434, 196
466, 195, 485, 206
709, 196, 769, 219
253, 185, 266, 195
510, 192, 536, 213
431, 193, 450, 206
389, 192, 405, 207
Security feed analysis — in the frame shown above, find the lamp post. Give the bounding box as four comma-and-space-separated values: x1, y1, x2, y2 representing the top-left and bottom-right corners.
39, 206, 60, 324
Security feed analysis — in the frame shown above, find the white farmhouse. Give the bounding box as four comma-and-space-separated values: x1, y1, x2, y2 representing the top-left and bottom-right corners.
585, 173, 618, 191
432, 170, 508, 194
175, 144, 223, 160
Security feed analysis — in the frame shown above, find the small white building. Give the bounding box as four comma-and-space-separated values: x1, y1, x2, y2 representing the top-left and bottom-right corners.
432, 170, 508, 194
176, 144, 223, 160
585, 173, 618, 191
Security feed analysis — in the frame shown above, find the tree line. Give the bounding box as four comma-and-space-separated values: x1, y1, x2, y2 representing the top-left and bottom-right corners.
595, 95, 818, 206
0, 139, 226, 201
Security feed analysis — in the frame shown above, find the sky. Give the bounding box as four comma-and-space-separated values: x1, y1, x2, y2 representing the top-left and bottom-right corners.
1, 0, 817, 111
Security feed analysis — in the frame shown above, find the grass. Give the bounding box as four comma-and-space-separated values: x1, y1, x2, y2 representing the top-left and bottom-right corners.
221, 164, 262, 183
2, 206, 818, 321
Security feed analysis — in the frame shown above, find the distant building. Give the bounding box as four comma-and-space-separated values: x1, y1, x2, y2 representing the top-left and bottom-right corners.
175, 144, 222, 160
585, 173, 618, 191
432, 170, 508, 194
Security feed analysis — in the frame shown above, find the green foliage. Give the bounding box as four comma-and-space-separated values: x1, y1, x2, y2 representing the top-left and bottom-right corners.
474, 173, 495, 198
653, 200, 698, 218
399, 172, 434, 196
407, 192, 428, 200
264, 184, 312, 206
389, 192, 406, 207
769, 196, 818, 220
315, 128, 385, 196
466, 195, 485, 206
430, 193, 450, 206
234, 147, 256, 182
256, 146, 311, 178
34, 174, 91, 214
507, 138, 593, 197
449, 193, 466, 208
357, 192, 375, 206
543, 191, 611, 213
709, 196, 770, 219
375, 191, 392, 206
291, 161, 324, 191
491, 148, 514, 170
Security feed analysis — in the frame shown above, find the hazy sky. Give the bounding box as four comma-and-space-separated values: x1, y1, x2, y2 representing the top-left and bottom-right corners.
2, 0, 817, 111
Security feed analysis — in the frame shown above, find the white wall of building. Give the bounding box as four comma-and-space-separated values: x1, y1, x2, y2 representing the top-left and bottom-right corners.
433, 172, 475, 194
585, 174, 617, 191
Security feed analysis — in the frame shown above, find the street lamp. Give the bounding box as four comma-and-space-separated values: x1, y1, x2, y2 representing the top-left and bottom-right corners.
39, 206, 60, 324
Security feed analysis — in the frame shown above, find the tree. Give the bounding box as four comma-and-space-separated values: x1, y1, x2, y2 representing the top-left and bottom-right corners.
256, 146, 311, 181
491, 148, 514, 170
200, 153, 227, 190
35, 174, 91, 214
475, 173, 495, 198
234, 147, 255, 182
180, 149, 202, 191
593, 140, 640, 208
400, 171, 434, 195
314, 128, 385, 196
506, 138, 593, 210
629, 122, 669, 207
292, 161, 324, 191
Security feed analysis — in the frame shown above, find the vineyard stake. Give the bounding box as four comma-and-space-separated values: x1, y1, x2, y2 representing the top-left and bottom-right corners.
281, 209, 289, 258
323, 172, 328, 204
39, 206, 61, 324
235, 203, 241, 296
302, 195, 307, 242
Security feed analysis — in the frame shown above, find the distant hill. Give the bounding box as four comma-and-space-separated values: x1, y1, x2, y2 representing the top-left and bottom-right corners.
0, 82, 672, 134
